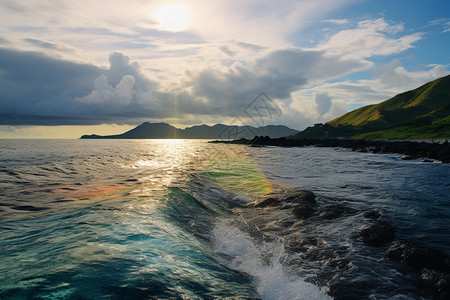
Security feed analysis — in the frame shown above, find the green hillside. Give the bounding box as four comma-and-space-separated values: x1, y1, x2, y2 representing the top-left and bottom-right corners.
293, 75, 450, 140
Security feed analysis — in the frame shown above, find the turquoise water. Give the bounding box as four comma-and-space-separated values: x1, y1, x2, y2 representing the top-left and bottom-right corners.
0, 140, 449, 299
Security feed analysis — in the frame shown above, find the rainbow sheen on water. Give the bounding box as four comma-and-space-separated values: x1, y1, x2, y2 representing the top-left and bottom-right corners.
203, 155, 272, 196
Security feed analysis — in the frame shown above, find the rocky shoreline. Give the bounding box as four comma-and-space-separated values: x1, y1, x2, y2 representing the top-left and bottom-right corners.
245, 188, 450, 299
212, 136, 450, 163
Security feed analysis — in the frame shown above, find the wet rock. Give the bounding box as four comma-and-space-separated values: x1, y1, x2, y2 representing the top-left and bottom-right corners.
359, 220, 395, 246
282, 190, 317, 205
253, 197, 280, 208
284, 235, 310, 252
292, 203, 316, 219
386, 240, 450, 271
319, 203, 357, 220
328, 279, 377, 300
421, 270, 450, 300
363, 210, 381, 220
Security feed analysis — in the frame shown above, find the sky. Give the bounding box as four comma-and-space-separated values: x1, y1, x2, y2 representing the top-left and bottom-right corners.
0, 0, 449, 138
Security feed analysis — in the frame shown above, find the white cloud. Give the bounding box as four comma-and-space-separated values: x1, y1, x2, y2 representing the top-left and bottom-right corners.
371, 59, 450, 93
322, 19, 348, 25
294, 60, 450, 119
79, 74, 135, 106
314, 93, 332, 115
429, 18, 450, 33
318, 18, 423, 59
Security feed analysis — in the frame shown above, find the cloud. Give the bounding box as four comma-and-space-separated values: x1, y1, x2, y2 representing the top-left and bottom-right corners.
318, 18, 423, 59
322, 19, 348, 25
0, 45, 369, 126
0, 41, 375, 126
0, 37, 9, 44
79, 74, 135, 106
186, 48, 368, 112
429, 18, 450, 33
233, 41, 266, 52
0, 48, 101, 122
314, 93, 332, 115
293, 60, 450, 122
219, 45, 235, 57
0, 49, 168, 125
0, 11, 446, 129
23, 38, 75, 53
371, 59, 450, 92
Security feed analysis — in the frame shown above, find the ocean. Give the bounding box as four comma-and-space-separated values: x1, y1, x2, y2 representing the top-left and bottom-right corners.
0, 139, 449, 299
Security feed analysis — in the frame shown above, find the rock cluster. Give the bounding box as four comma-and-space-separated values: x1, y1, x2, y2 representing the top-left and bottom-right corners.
385, 240, 450, 299
250, 188, 449, 298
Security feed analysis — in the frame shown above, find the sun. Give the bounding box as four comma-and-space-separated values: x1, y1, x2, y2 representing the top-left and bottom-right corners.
155, 3, 190, 32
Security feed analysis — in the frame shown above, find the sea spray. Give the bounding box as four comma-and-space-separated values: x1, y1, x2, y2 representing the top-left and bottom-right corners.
211, 218, 331, 300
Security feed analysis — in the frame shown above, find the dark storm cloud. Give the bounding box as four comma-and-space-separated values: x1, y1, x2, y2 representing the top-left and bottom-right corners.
0, 47, 368, 125
0, 48, 101, 120
0, 48, 168, 125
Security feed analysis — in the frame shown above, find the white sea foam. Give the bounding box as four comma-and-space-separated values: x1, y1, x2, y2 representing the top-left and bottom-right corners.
211, 218, 332, 300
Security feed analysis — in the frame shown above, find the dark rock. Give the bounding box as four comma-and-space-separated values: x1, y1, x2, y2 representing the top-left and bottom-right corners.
359, 220, 395, 246
253, 189, 316, 209
319, 203, 357, 220
328, 279, 376, 300
253, 197, 280, 208
282, 190, 317, 205
386, 240, 450, 271
421, 271, 450, 300
363, 210, 381, 220
292, 204, 316, 219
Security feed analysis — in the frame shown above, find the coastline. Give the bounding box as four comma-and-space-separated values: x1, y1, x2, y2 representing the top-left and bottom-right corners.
211, 136, 450, 163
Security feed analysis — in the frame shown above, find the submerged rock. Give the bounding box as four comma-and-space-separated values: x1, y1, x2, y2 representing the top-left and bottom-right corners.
421, 270, 450, 300
363, 210, 382, 220
386, 240, 450, 271
359, 220, 395, 246
319, 203, 357, 220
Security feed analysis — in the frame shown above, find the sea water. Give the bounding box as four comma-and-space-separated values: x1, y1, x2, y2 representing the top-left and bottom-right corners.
0, 139, 448, 299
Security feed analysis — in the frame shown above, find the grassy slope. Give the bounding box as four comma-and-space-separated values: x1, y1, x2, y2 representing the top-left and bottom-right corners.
294, 75, 450, 140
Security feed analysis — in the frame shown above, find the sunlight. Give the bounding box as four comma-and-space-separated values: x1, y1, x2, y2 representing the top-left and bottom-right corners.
155, 3, 190, 32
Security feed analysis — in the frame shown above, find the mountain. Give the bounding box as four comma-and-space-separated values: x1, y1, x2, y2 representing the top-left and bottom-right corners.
80, 122, 299, 139
292, 75, 450, 140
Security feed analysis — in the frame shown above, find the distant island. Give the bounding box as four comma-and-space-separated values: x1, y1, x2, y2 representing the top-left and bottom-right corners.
292, 74, 450, 140
80, 123, 299, 139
